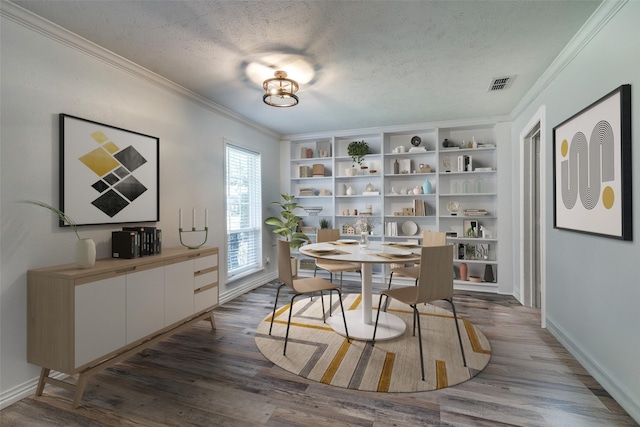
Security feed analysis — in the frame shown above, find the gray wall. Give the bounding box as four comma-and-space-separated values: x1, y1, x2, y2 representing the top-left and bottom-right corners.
511, 1, 640, 420
0, 7, 280, 406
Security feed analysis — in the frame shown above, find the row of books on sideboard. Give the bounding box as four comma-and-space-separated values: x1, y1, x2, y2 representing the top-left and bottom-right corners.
112, 227, 162, 259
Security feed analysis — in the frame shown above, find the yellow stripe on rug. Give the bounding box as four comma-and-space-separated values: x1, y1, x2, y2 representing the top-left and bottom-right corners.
464, 319, 491, 354
377, 352, 396, 392
321, 339, 351, 384
435, 360, 448, 388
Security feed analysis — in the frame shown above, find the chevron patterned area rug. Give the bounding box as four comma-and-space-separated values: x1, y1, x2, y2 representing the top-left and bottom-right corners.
255, 293, 491, 392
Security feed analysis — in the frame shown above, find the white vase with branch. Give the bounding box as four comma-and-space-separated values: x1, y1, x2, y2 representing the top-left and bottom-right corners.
20, 200, 96, 269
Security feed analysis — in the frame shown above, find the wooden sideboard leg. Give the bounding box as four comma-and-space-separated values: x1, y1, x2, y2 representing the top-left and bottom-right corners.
72, 373, 88, 408
35, 368, 50, 396
208, 312, 216, 330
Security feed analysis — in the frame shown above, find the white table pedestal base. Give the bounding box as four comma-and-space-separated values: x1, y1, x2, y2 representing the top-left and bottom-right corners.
329, 309, 406, 341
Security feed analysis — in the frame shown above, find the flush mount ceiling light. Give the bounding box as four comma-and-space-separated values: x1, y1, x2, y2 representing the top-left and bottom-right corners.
263, 70, 299, 107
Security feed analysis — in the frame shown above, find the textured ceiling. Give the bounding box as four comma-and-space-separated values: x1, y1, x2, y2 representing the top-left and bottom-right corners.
12, 0, 601, 136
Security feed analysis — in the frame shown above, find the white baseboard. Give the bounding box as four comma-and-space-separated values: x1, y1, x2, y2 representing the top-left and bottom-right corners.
0, 370, 68, 410
546, 317, 639, 424
220, 271, 277, 305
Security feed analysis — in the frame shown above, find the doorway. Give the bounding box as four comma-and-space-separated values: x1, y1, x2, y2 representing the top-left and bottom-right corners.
519, 106, 547, 326
522, 124, 541, 308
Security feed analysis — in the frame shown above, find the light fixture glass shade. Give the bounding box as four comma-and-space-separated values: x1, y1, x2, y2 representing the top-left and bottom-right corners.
263, 70, 299, 107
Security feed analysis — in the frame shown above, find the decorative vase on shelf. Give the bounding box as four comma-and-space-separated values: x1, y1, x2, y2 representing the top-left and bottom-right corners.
346, 186, 355, 196
345, 167, 357, 177
75, 238, 96, 269
483, 264, 495, 283
422, 179, 432, 194
459, 262, 468, 281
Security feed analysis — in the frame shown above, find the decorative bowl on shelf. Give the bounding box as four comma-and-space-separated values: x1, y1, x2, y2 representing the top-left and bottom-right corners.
304, 206, 323, 216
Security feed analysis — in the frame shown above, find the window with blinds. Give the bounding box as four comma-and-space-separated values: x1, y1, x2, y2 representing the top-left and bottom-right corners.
225, 143, 262, 279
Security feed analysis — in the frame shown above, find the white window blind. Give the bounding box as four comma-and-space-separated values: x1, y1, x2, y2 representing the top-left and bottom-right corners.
225, 143, 262, 279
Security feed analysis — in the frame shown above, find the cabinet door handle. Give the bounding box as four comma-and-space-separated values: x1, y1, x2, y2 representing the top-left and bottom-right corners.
188, 253, 202, 259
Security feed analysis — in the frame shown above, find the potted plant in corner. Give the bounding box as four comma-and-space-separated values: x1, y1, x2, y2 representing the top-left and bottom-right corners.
19, 200, 96, 269
347, 140, 369, 176
264, 193, 310, 277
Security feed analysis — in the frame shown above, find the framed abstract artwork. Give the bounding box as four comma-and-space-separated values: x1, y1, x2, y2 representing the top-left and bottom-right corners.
553, 84, 632, 240
59, 114, 160, 226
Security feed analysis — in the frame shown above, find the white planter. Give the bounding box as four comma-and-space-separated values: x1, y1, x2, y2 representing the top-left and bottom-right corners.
75, 238, 96, 269
345, 167, 357, 177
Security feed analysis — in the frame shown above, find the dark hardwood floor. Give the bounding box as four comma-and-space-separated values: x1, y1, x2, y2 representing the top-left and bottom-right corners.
1, 280, 636, 426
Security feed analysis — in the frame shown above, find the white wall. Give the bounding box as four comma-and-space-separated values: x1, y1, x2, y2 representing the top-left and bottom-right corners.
0, 6, 280, 407
511, 2, 640, 421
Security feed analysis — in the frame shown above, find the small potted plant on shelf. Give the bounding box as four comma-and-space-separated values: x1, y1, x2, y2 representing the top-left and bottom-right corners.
347, 140, 368, 176
265, 194, 311, 276
319, 218, 330, 229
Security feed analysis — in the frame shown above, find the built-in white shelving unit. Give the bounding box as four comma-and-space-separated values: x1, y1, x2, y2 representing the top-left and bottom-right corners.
285, 123, 500, 292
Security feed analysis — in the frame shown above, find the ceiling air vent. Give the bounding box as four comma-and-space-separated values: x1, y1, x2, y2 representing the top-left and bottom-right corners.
488, 76, 515, 91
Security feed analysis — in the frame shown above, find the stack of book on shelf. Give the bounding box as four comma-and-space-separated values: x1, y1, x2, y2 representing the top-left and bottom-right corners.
385, 221, 398, 236
299, 188, 314, 196
413, 199, 427, 216
112, 226, 162, 259
464, 209, 487, 216
457, 155, 473, 172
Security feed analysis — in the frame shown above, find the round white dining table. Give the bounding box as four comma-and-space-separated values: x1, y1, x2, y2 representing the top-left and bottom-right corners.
299, 240, 421, 340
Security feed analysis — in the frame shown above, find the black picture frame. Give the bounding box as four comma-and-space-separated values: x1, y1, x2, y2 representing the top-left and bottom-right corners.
552, 85, 632, 240
60, 114, 160, 226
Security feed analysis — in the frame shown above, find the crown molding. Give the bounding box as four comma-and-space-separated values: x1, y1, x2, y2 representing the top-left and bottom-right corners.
0, 1, 280, 139
511, 0, 628, 120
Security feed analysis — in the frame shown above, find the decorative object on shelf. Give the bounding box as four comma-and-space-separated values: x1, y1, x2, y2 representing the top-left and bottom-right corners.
312, 164, 325, 177
298, 187, 314, 196
418, 164, 431, 173
442, 138, 454, 148
459, 262, 468, 281
393, 159, 400, 174
411, 135, 421, 146
469, 276, 482, 283
413, 186, 422, 195
346, 185, 355, 196
401, 220, 418, 236
319, 189, 331, 196
365, 183, 375, 192
179, 208, 209, 249
475, 243, 490, 260
263, 70, 299, 107
347, 140, 369, 166
299, 165, 310, 177
264, 193, 310, 249
483, 264, 495, 282
452, 181, 461, 194
463, 219, 479, 238
319, 218, 330, 229
553, 84, 632, 240
339, 183, 347, 195
60, 114, 160, 226
345, 167, 357, 176
463, 180, 472, 193
19, 199, 96, 269
446, 201, 460, 216
475, 178, 484, 193
442, 156, 452, 172
303, 206, 323, 216
390, 187, 398, 195
422, 179, 432, 194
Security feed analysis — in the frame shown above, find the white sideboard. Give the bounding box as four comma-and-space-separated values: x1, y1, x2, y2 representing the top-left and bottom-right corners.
27, 246, 218, 407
